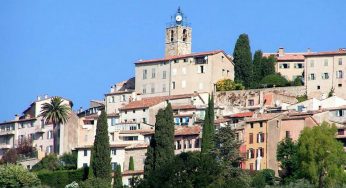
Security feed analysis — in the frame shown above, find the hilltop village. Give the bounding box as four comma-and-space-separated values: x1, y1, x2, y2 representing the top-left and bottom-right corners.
1, 8, 346, 187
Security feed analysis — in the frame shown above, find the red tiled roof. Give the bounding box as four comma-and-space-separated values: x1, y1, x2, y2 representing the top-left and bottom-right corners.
122, 170, 144, 176
83, 114, 99, 120
245, 113, 281, 122
175, 126, 201, 136
304, 49, 346, 57
135, 50, 225, 64
228, 112, 254, 118
0, 117, 36, 125
120, 93, 198, 110
119, 129, 155, 135
263, 53, 305, 61
214, 117, 231, 124
172, 104, 196, 110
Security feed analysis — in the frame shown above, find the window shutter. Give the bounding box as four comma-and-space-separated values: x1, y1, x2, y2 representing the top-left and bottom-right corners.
262, 133, 265, 142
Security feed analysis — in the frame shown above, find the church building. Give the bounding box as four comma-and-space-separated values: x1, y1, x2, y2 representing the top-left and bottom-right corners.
135, 8, 234, 96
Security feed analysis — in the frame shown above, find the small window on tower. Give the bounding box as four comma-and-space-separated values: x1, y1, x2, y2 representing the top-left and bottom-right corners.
170, 30, 174, 42
183, 29, 187, 42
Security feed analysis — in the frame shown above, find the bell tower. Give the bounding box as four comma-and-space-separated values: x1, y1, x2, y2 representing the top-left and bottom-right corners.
165, 7, 192, 57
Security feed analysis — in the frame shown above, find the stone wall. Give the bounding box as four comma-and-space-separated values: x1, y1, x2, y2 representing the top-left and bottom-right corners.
215, 86, 306, 111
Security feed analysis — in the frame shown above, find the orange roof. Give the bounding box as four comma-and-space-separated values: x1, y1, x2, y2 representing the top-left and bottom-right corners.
119, 129, 155, 135
214, 117, 231, 124
304, 49, 346, 57
125, 143, 148, 150
172, 104, 196, 110
135, 50, 225, 64
245, 113, 281, 122
263, 53, 305, 61
229, 112, 254, 118
122, 170, 144, 176
175, 125, 201, 136
120, 93, 198, 110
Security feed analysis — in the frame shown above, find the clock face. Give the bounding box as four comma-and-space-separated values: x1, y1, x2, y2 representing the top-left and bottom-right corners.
176, 15, 182, 22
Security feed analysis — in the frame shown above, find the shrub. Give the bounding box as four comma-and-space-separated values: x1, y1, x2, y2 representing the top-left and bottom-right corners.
36, 169, 84, 188
216, 79, 244, 91
291, 76, 303, 86
32, 154, 61, 171
260, 74, 289, 87
79, 178, 111, 188
0, 164, 41, 187
296, 95, 308, 103
251, 172, 266, 188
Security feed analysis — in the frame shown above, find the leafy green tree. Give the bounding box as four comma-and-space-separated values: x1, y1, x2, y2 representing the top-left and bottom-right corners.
201, 95, 215, 154
277, 137, 298, 184
261, 74, 289, 87
32, 154, 61, 171
113, 164, 122, 188
297, 122, 346, 188
216, 79, 244, 91
91, 110, 111, 180
292, 76, 303, 86
129, 156, 134, 171
233, 33, 253, 88
253, 50, 264, 85
40, 96, 71, 154
328, 87, 335, 97
0, 164, 41, 187
59, 152, 77, 170
261, 55, 276, 76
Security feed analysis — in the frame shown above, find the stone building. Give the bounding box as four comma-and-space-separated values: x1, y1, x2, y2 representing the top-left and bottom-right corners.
305, 48, 346, 99
135, 8, 234, 97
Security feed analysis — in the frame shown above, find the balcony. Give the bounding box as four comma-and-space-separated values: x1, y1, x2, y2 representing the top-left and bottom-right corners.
0, 130, 15, 136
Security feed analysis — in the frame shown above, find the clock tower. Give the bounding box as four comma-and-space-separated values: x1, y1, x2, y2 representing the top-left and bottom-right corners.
165, 7, 192, 57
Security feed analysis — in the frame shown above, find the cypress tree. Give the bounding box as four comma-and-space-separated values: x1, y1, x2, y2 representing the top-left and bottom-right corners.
91, 110, 111, 180
201, 95, 215, 154
113, 164, 123, 188
261, 55, 276, 77
129, 156, 134, 171
253, 50, 264, 85
233, 33, 253, 88
143, 136, 156, 178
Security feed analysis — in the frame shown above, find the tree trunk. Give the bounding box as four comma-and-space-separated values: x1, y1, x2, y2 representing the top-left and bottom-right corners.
53, 123, 60, 154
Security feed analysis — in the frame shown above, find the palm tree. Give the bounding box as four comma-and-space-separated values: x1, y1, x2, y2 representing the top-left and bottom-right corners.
40, 97, 71, 154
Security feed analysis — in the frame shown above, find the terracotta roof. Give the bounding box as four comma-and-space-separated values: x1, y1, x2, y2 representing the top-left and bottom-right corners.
105, 90, 134, 96
125, 143, 148, 150
120, 93, 199, 110
245, 113, 281, 122
119, 129, 155, 135
135, 50, 226, 64
304, 49, 346, 57
83, 114, 99, 120
214, 117, 231, 124
122, 170, 144, 176
175, 126, 201, 136
107, 113, 120, 117
228, 112, 254, 118
172, 104, 196, 110
263, 53, 305, 61
0, 117, 37, 125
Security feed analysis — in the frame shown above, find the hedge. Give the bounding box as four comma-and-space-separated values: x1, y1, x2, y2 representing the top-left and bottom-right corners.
36, 168, 86, 188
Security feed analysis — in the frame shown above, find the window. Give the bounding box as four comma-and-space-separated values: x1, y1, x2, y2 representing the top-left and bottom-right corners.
338, 129, 345, 135
182, 67, 186, 75
162, 84, 166, 92
30, 122, 34, 127
249, 133, 253, 144
198, 65, 205, 73
177, 141, 181, 149
182, 29, 187, 42
162, 71, 167, 79
257, 132, 264, 143
84, 149, 88, 156
142, 85, 146, 94
19, 123, 25, 129
338, 84, 342, 87
339, 58, 343, 65
317, 85, 320, 90
258, 148, 264, 157
143, 109, 146, 112
170, 30, 174, 42
151, 84, 155, 93
222, 69, 225, 76
111, 133, 115, 141
324, 59, 328, 66
322, 73, 329, 79
143, 69, 147, 79
195, 139, 200, 148
259, 122, 263, 128
132, 110, 136, 113
183, 58, 188, 63
336, 70, 343, 79
279, 63, 290, 69
143, 118, 147, 123
47, 131, 53, 139
309, 73, 315, 80
310, 60, 314, 67
182, 80, 186, 88
195, 57, 206, 64
125, 110, 127, 114
121, 95, 126, 102
111, 162, 118, 171
286, 131, 290, 138
111, 149, 116, 155
294, 63, 304, 69
336, 110, 344, 117
132, 119, 136, 123
151, 68, 155, 78
248, 149, 255, 159
227, 70, 230, 76
250, 123, 254, 129
111, 118, 116, 126
172, 81, 176, 90
123, 136, 138, 141
248, 99, 254, 106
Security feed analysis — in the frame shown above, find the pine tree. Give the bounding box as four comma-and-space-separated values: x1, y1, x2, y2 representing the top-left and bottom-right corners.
91, 110, 111, 180
233, 33, 253, 88
201, 95, 215, 154
129, 156, 134, 171
113, 164, 122, 188
253, 50, 263, 85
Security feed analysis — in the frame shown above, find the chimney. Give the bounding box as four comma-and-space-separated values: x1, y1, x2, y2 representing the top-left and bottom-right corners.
44, 94, 48, 99
37, 96, 41, 101
278, 47, 285, 57
14, 114, 20, 121
339, 48, 346, 52
307, 48, 311, 53
110, 85, 115, 93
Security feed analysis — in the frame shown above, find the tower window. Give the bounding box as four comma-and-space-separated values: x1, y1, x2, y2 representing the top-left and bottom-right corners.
182, 29, 187, 42
170, 30, 174, 42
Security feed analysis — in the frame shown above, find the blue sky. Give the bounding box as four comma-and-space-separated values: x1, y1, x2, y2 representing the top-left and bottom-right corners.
1, 0, 346, 120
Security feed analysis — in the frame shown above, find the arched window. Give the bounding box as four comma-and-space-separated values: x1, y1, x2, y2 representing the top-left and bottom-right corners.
170, 30, 174, 42
182, 29, 187, 42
